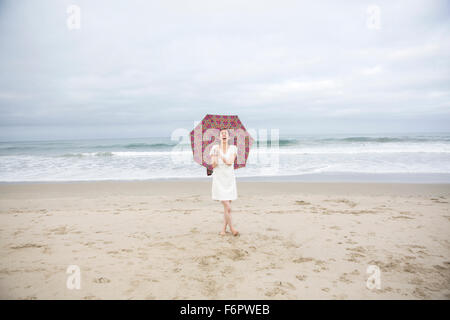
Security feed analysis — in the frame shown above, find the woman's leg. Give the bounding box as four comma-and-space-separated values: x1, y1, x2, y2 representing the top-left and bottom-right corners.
220, 201, 228, 235
224, 200, 238, 235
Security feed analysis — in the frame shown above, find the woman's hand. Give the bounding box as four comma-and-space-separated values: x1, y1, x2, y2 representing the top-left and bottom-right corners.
221, 153, 236, 166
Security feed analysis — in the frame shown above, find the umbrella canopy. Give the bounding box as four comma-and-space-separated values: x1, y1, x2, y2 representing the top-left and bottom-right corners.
190, 114, 255, 175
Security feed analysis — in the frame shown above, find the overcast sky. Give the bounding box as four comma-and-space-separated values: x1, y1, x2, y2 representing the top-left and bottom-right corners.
0, 0, 449, 141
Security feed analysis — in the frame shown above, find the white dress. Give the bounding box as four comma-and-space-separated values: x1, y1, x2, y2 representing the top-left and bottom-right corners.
210, 144, 238, 201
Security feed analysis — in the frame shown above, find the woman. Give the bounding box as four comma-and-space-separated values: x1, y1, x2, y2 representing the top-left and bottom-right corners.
210, 128, 239, 236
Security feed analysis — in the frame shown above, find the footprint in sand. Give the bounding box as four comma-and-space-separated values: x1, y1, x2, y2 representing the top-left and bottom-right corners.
295, 274, 307, 281
195, 255, 220, 270
48, 225, 70, 235
295, 200, 311, 205
10, 243, 42, 249
10, 243, 50, 255
224, 248, 248, 261
93, 277, 111, 284
345, 246, 367, 262
265, 281, 296, 297
190, 227, 199, 234
202, 279, 219, 298
221, 265, 234, 275
325, 199, 357, 208
338, 273, 353, 284
391, 215, 414, 220
314, 260, 328, 271
430, 198, 448, 204
413, 287, 427, 298
292, 257, 314, 264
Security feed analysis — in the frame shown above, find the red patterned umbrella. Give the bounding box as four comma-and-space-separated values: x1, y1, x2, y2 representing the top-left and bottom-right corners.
190, 114, 255, 175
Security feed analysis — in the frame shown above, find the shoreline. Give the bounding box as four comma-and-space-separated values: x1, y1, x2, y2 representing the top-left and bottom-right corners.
1, 172, 450, 185
1, 180, 450, 198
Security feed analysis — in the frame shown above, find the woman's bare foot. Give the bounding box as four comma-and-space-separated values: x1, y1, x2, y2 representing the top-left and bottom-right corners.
231, 229, 239, 236
219, 230, 226, 236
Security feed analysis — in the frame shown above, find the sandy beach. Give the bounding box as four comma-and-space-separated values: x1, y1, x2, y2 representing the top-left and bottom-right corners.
0, 180, 449, 300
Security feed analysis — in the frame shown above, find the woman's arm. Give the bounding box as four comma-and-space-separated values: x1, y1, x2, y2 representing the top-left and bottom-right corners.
212, 154, 218, 168
211, 146, 218, 168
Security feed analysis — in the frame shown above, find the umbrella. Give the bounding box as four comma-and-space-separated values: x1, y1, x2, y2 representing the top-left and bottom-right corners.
189, 114, 255, 175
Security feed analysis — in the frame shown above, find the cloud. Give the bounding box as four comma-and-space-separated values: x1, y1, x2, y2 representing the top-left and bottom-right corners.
388, 44, 441, 60
0, 0, 449, 140
360, 65, 383, 75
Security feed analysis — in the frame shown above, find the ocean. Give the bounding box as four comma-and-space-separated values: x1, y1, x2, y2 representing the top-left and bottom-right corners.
1, 133, 450, 183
